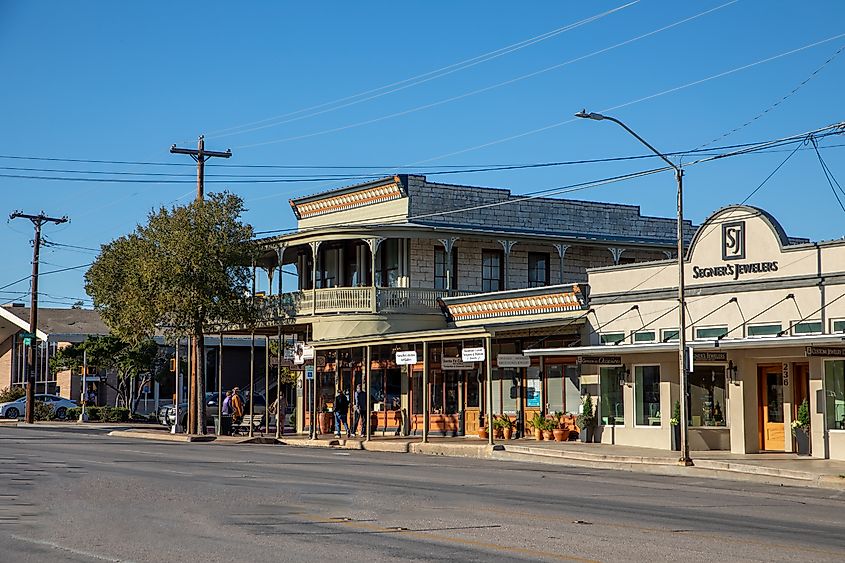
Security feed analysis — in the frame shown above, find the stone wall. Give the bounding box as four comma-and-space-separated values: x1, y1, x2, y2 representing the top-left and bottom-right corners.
404, 174, 694, 243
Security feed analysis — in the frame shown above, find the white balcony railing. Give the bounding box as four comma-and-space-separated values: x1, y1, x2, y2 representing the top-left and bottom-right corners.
254, 286, 475, 321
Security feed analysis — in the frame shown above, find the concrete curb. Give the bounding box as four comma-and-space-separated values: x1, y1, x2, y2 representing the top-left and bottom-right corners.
108, 430, 216, 443
503, 444, 679, 466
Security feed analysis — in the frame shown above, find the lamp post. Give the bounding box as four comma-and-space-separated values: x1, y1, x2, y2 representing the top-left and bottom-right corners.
574, 110, 692, 466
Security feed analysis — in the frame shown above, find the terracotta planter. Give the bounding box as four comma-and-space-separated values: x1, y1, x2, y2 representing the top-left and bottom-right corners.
478, 427, 489, 440
534, 428, 543, 440
552, 428, 569, 442
494, 428, 504, 439
319, 413, 332, 434
542, 429, 554, 441
502, 427, 513, 440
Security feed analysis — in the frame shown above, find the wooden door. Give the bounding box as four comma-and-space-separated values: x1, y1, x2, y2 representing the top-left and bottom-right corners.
758, 365, 785, 451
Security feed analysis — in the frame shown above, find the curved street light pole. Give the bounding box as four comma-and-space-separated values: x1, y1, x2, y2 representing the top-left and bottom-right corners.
575, 111, 692, 466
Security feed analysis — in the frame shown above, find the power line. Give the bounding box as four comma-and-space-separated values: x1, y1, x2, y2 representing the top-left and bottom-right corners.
203, 2, 640, 140
234, 1, 738, 149
809, 135, 845, 214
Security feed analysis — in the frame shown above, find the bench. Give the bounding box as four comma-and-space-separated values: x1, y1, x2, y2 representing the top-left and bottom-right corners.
232, 414, 265, 436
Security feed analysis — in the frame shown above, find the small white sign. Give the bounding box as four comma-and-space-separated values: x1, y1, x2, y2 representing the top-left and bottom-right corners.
497, 354, 531, 368
294, 343, 315, 365
395, 351, 418, 365
441, 357, 474, 371
462, 347, 486, 363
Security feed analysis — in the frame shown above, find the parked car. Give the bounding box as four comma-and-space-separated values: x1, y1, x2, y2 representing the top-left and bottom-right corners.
1, 394, 78, 420
161, 392, 266, 427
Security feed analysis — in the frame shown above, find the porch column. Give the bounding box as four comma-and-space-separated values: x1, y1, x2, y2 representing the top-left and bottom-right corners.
365, 345, 372, 442
366, 237, 384, 313
438, 237, 459, 291
422, 341, 429, 443
485, 336, 494, 446
267, 268, 274, 297
553, 244, 570, 285
309, 241, 321, 315
498, 240, 518, 290
217, 329, 223, 431
249, 329, 255, 438
275, 326, 282, 439
275, 243, 286, 295
608, 247, 626, 265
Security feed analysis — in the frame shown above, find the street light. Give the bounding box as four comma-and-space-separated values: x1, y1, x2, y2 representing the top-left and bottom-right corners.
575, 110, 693, 466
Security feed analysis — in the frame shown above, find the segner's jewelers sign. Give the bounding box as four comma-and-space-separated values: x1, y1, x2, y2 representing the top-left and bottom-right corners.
692, 220, 778, 280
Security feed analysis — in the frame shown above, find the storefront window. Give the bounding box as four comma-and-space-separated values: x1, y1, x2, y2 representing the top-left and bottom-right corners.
385, 369, 401, 411
688, 365, 726, 427
599, 366, 625, 425
825, 361, 845, 430
748, 323, 781, 337
466, 371, 479, 408
661, 328, 679, 342
412, 372, 423, 414
546, 364, 563, 413
635, 365, 661, 426
600, 333, 625, 344
634, 331, 655, 343
695, 326, 728, 339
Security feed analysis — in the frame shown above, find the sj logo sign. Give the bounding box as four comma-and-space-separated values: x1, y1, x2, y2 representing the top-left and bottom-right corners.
722, 221, 745, 261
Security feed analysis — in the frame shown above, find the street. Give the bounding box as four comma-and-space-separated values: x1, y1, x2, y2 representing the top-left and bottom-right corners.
1, 426, 843, 562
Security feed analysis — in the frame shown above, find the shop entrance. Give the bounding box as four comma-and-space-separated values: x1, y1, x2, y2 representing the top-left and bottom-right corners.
758, 365, 785, 451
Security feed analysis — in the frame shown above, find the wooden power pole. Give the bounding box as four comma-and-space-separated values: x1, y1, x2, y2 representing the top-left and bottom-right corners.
169, 135, 231, 434
9, 211, 69, 424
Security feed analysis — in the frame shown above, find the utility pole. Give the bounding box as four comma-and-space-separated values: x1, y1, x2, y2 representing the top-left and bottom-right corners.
169, 135, 231, 435
9, 211, 69, 424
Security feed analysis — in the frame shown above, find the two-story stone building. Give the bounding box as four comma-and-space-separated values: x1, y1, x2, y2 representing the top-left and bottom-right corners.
250, 174, 694, 438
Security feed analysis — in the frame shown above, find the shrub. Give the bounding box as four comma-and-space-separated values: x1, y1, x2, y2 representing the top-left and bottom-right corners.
0, 386, 26, 403
86, 406, 102, 421
576, 394, 596, 429
33, 401, 55, 421
791, 398, 810, 433
101, 407, 130, 422
670, 400, 681, 426
66, 407, 81, 420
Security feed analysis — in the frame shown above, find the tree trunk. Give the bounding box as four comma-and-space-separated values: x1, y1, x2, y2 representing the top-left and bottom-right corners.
194, 328, 206, 435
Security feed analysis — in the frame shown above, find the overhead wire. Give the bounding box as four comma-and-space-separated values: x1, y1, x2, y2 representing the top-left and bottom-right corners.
203, 1, 641, 140
233, 1, 739, 149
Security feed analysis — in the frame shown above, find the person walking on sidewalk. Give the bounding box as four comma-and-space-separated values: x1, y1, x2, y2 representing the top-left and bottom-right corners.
230, 387, 245, 431
333, 388, 350, 438
352, 383, 367, 437
221, 390, 232, 416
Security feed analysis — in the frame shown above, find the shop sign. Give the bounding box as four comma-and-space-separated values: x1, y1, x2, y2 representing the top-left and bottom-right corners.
526, 379, 541, 407
442, 357, 474, 370
577, 355, 621, 365
461, 347, 486, 362
395, 351, 418, 365
293, 343, 315, 365
692, 351, 727, 362
497, 354, 531, 368
805, 346, 845, 357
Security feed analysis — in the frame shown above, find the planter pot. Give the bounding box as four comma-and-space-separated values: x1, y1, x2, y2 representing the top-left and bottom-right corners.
671, 425, 680, 451
478, 427, 489, 440
542, 429, 554, 441
580, 427, 594, 443
319, 413, 332, 435
534, 428, 543, 441
794, 427, 810, 455
502, 427, 513, 440
553, 428, 569, 442
494, 428, 504, 439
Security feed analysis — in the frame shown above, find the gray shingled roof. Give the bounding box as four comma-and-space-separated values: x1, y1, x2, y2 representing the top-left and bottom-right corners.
1, 306, 109, 336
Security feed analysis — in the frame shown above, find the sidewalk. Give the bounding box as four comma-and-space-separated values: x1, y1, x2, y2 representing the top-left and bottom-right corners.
100, 426, 845, 489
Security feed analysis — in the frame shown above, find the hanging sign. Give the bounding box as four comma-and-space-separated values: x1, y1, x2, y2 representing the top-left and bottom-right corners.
294, 343, 315, 365
497, 354, 531, 368
442, 357, 474, 370
461, 347, 486, 362
805, 346, 845, 357
395, 351, 418, 365
577, 355, 621, 366
692, 351, 727, 362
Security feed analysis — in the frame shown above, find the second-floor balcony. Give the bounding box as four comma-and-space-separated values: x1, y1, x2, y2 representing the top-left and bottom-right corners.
255, 286, 475, 322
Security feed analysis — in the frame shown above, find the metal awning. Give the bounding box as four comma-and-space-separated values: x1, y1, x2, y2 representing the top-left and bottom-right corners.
524, 333, 845, 357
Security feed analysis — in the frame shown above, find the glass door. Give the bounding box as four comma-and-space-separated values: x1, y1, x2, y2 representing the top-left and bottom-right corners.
758, 365, 785, 451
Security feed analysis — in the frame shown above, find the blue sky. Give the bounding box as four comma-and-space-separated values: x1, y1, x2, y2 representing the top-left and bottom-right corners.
1, 0, 844, 304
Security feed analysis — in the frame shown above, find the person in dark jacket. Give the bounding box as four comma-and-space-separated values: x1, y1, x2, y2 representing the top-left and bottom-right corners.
352, 383, 367, 437
333, 388, 350, 438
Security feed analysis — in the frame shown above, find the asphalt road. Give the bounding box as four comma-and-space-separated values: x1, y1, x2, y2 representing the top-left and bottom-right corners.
1, 426, 843, 562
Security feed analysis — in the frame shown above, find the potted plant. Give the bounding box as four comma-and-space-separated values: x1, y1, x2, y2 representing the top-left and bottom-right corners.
541, 417, 554, 441
670, 400, 681, 451
529, 412, 544, 440
319, 404, 333, 435
576, 394, 596, 443
552, 411, 570, 442
791, 398, 811, 455
478, 415, 489, 440
495, 415, 515, 440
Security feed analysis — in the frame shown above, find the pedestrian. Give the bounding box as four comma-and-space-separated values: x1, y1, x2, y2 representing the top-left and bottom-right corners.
333, 387, 350, 438
352, 383, 367, 437
221, 390, 232, 416
230, 387, 244, 432
268, 392, 287, 435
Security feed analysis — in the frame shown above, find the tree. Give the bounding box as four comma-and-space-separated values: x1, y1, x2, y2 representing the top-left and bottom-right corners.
50, 335, 160, 412
85, 192, 256, 433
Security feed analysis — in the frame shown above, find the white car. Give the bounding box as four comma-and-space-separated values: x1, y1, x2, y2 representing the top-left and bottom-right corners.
0, 394, 78, 420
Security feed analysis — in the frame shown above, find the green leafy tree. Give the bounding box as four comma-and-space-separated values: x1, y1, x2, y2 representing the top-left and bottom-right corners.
0, 386, 26, 403
50, 335, 160, 413
84, 193, 256, 433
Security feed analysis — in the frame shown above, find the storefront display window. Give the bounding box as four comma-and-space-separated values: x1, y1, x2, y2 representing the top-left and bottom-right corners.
635, 365, 661, 426
824, 361, 845, 430
688, 365, 726, 427
599, 366, 625, 425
